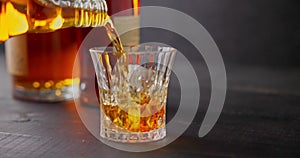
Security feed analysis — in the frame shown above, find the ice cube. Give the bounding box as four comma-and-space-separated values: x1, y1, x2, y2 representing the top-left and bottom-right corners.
128, 64, 154, 91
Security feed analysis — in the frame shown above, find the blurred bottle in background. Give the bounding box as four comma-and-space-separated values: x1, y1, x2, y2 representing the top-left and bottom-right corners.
2, 0, 108, 102
5, 28, 88, 101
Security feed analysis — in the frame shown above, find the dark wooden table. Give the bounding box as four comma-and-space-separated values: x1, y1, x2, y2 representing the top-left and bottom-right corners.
0, 50, 299, 158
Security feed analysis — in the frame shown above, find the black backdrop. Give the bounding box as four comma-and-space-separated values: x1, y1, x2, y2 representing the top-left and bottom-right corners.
140, 0, 300, 67
1, 0, 299, 67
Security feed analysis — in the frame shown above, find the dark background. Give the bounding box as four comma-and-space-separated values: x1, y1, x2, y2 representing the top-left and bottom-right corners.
1, 0, 300, 67
140, 0, 300, 67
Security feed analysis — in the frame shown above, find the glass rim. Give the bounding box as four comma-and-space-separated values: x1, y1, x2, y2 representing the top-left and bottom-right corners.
89, 46, 177, 55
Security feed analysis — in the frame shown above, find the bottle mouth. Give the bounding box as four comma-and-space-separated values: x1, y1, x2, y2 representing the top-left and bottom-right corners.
34, 0, 108, 12
90, 46, 177, 55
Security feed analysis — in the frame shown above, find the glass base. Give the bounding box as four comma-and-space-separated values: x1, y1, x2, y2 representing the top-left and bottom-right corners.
100, 126, 166, 143
13, 85, 76, 102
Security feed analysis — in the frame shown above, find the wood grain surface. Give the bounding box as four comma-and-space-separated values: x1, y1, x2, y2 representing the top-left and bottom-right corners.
0, 50, 299, 158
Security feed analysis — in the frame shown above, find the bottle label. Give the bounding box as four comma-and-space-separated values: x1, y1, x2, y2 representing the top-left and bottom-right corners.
5, 34, 28, 76
113, 15, 140, 46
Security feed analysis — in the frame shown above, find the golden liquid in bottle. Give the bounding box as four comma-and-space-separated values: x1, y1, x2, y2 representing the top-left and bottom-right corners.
0, 0, 109, 41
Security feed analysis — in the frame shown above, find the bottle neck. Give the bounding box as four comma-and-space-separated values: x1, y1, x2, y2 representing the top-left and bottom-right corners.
73, 9, 110, 28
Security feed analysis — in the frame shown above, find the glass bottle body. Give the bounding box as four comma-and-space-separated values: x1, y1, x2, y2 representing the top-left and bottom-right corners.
0, 0, 108, 41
